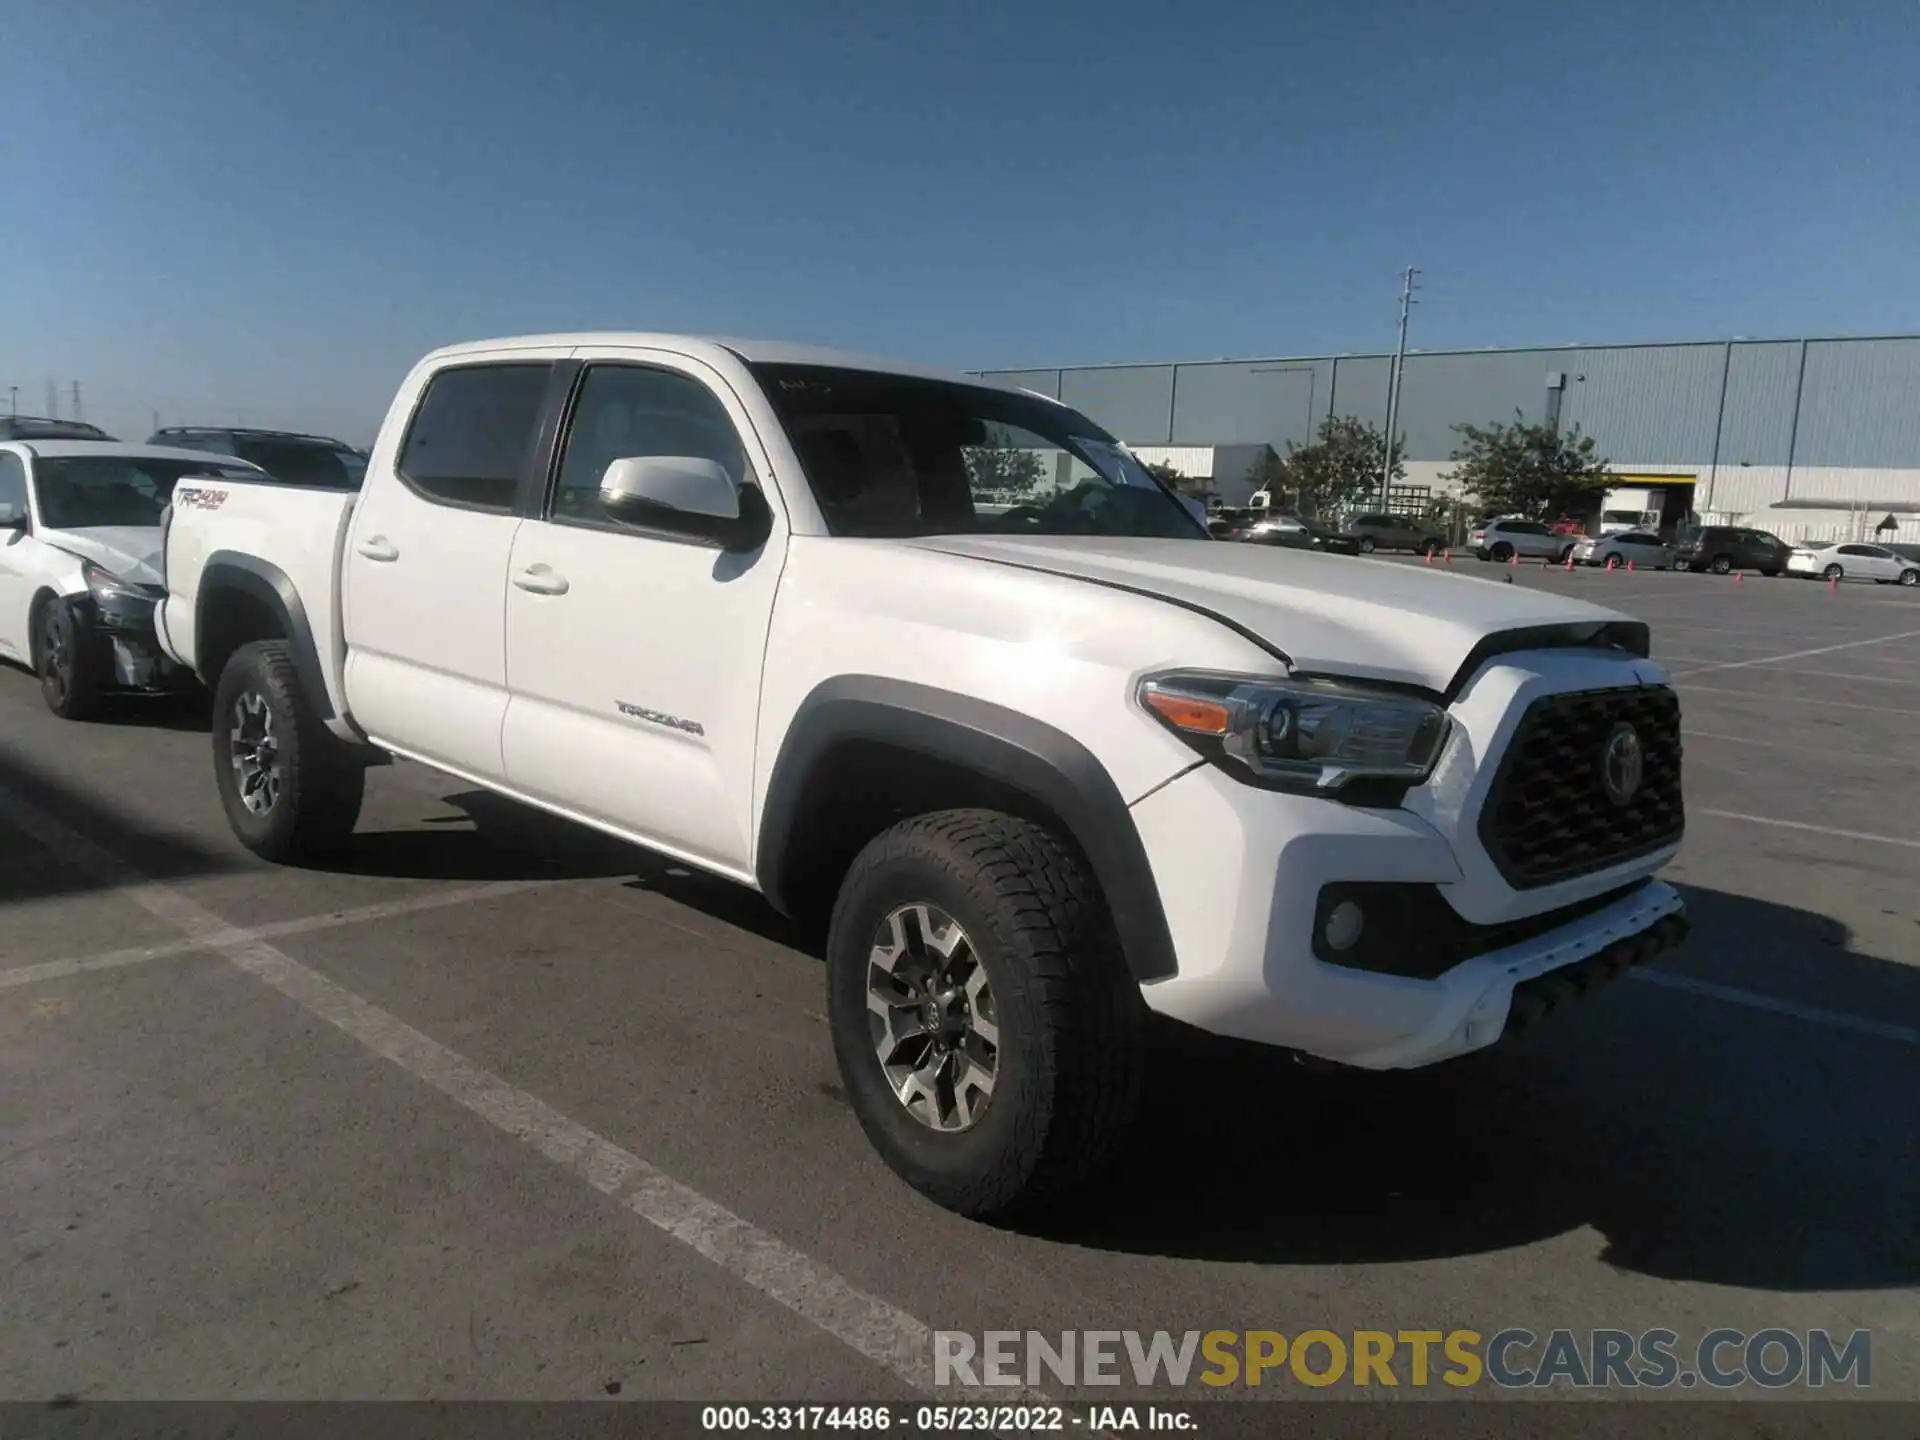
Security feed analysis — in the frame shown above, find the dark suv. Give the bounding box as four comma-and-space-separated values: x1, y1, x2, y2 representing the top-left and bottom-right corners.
1343, 511, 1446, 555
146, 427, 367, 490
1675, 526, 1791, 576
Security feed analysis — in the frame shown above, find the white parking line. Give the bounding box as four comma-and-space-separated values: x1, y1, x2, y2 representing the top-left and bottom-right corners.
0, 784, 1009, 1402
1666, 627, 1920, 679
0, 881, 552, 991
1683, 726, 1920, 768
1693, 808, 1920, 851
1666, 662, 1920, 687
1679, 684, 1920, 718
1629, 970, 1920, 1047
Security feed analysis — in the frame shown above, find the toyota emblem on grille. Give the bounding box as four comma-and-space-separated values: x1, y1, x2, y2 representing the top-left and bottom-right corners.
1601, 723, 1644, 805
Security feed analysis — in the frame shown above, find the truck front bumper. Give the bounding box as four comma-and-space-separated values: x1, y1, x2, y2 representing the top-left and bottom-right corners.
1127, 763, 1688, 1070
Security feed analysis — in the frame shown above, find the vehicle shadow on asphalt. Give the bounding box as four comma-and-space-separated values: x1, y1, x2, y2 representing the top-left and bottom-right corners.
306, 789, 664, 885
0, 741, 246, 905
1025, 885, 1920, 1295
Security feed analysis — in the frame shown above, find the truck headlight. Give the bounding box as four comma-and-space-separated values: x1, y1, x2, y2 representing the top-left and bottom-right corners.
1137, 669, 1452, 793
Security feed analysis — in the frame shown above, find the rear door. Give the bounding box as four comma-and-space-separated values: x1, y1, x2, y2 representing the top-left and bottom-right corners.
342, 354, 568, 779
500, 350, 789, 878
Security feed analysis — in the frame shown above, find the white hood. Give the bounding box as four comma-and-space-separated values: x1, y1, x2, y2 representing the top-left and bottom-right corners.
906, 535, 1645, 693
41, 526, 166, 589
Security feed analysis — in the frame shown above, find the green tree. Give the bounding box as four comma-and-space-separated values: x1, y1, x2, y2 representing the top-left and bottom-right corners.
1444, 413, 1611, 518
1143, 459, 1209, 498
1262, 415, 1401, 517
963, 437, 1046, 497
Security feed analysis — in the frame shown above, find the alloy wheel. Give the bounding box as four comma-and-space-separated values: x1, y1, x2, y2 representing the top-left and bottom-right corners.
39, 611, 68, 705
229, 692, 283, 817
865, 902, 999, 1133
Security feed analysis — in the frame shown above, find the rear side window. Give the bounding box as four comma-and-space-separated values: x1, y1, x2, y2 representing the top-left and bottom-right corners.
398, 363, 551, 511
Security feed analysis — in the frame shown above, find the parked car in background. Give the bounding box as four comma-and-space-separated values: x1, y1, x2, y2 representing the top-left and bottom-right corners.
0, 416, 117, 442
0, 440, 264, 716
1787, 542, 1920, 586
1242, 514, 1361, 555
1342, 511, 1444, 555
1469, 518, 1574, 563
1674, 526, 1791, 576
1572, 531, 1675, 569
146, 427, 368, 491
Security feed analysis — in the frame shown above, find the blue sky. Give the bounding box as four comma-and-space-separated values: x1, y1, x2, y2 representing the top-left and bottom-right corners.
3, 0, 1916, 444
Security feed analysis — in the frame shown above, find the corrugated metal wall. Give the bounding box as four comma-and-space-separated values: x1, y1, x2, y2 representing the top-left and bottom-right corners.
979, 336, 1920, 485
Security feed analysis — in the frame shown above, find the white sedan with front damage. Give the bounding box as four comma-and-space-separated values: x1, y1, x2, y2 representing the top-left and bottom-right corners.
0, 440, 264, 717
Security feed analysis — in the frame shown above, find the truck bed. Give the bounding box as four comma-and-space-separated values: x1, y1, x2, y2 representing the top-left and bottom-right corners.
157, 477, 361, 724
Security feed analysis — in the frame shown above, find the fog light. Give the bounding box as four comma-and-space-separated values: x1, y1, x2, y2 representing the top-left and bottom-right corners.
1322, 900, 1365, 952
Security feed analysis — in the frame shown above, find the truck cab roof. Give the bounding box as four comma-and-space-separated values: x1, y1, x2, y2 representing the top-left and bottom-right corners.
421, 333, 1055, 399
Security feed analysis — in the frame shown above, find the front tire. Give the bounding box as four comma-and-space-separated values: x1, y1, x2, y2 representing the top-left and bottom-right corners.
826, 810, 1145, 1219
1824, 564, 1845, 583
1420, 539, 1441, 557
211, 641, 365, 862
1900, 569, 1920, 588
1710, 555, 1733, 575
37, 600, 102, 721
1357, 536, 1376, 554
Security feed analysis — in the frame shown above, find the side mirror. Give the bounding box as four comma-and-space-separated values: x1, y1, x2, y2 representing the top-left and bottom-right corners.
599, 455, 771, 553
0, 506, 26, 532
601, 455, 741, 523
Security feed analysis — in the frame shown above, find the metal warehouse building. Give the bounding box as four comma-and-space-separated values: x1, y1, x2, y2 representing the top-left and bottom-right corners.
978, 334, 1920, 543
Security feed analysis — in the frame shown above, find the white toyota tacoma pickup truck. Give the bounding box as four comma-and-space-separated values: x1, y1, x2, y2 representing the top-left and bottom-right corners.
158, 333, 1689, 1218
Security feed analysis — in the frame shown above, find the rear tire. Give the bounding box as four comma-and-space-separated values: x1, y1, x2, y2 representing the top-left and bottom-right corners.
1357, 536, 1376, 553
211, 641, 365, 862
1823, 564, 1845, 583
1490, 543, 1514, 562
1420, 539, 1441, 557
37, 600, 102, 721
1760, 568, 1781, 578
826, 809, 1145, 1219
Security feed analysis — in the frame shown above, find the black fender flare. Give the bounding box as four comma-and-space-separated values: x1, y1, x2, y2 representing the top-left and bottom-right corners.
756, 676, 1179, 983
195, 552, 338, 722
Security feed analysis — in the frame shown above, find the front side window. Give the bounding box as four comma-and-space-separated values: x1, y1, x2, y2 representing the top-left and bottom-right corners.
551, 365, 749, 526
750, 364, 1203, 541
398, 363, 551, 511
0, 452, 27, 521
31, 456, 258, 529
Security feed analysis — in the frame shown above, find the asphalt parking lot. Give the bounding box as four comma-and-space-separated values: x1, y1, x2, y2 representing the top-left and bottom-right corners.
2, 561, 1916, 1414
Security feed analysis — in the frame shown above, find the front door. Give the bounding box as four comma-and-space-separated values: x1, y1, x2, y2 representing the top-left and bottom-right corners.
0, 452, 33, 659
501, 353, 789, 879
342, 356, 563, 779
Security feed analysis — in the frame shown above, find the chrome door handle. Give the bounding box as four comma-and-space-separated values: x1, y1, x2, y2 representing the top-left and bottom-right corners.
512, 565, 570, 596
356, 536, 399, 562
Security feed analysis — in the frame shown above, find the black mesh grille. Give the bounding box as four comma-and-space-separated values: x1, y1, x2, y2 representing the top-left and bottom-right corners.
1479, 685, 1684, 889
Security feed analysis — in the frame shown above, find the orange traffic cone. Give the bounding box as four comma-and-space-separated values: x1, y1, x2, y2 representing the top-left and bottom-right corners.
1735, 572, 1743, 585
1829, 574, 1839, 593
1508, 551, 1518, 567
1627, 559, 1635, 572
1565, 553, 1574, 571
1424, 548, 1434, 565
1443, 549, 1452, 564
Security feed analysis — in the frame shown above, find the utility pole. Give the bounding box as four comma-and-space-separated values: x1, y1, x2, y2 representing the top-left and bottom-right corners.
71, 381, 82, 422
7, 386, 16, 417
1380, 266, 1419, 509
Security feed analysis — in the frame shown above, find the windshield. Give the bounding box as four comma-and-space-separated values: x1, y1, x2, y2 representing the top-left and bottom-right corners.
1601, 510, 1643, 524
750, 364, 1205, 540
232, 438, 367, 489
33, 456, 257, 529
